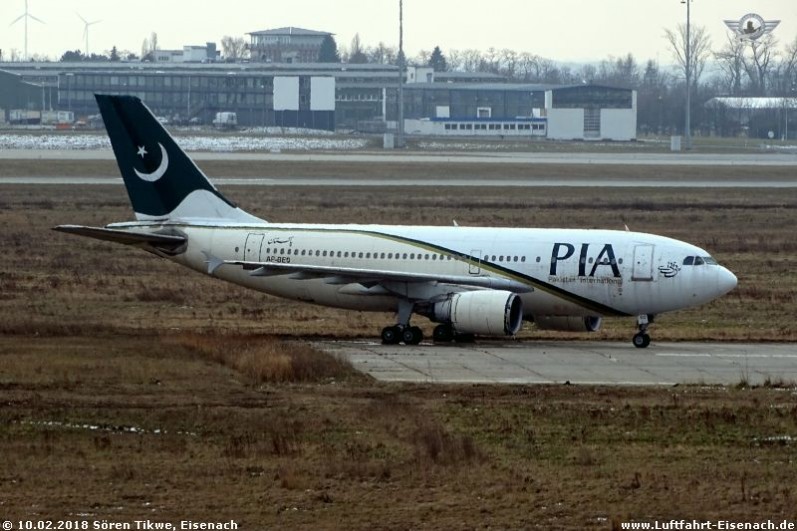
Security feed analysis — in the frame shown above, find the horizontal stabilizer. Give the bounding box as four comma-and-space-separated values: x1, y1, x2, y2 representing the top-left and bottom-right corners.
53, 225, 186, 248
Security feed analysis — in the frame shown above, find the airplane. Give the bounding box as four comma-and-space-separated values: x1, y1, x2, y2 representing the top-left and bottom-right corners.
54, 95, 738, 348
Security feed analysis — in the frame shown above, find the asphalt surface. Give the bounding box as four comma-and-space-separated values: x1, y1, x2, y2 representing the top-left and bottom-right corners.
319, 341, 797, 386
3, 176, 797, 188
2, 149, 797, 166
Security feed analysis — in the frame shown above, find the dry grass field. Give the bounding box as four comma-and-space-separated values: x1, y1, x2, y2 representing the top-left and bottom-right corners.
1, 159, 797, 529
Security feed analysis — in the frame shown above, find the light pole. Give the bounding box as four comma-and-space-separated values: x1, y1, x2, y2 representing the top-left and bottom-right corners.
396, 0, 405, 148
682, 0, 692, 149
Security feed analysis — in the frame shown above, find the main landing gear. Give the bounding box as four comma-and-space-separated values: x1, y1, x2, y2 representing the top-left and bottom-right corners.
381, 325, 423, 345
632, 314, 653, 348
382, 300, 424, 345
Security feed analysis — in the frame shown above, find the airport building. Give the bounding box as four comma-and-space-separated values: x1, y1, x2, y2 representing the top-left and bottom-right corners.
705, 97, 796, 139
0, 60, 637, 140
247, 27, 332, 64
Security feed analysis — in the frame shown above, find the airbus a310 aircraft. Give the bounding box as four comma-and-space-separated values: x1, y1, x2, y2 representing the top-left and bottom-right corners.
55, 95, 737, 347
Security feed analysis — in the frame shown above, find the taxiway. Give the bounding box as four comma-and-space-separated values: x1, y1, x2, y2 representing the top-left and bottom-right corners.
319, 341, 797, 386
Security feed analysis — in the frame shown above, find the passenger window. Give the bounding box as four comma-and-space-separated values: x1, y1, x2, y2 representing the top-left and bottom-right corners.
683, 256, 694, 266
358, 252, 364, 258
380, 253, 386, 259
432, 255, 437, 260
424, 254, 430, 260
403, 253, 408, 259
301, 250, 306, 256
337, 251, 342, 258
410, 253, 415, 259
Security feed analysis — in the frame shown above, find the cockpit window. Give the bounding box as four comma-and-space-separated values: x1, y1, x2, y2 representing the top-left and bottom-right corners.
683, 255, 718, 266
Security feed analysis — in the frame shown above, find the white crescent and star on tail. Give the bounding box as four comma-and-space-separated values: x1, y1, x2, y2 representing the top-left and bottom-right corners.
134, 143, 169, 182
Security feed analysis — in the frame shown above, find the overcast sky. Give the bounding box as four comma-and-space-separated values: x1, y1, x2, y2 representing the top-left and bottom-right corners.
1, 0, 794, 63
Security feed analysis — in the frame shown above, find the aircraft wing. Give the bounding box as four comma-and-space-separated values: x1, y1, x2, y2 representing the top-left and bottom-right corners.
220, 259, 532, 293
53, 225, 186, 249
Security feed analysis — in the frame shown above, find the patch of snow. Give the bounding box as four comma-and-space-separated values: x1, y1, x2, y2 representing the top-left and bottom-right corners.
0, 133, 368, 152
17, 419, 197, 436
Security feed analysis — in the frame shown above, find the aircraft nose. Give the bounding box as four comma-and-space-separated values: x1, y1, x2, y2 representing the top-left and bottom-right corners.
717, 267, 738, 296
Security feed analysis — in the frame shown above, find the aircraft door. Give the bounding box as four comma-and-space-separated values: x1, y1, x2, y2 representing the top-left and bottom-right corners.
469, 249, 482, 275
244, 233, 265, 261
631, 244, 654, 281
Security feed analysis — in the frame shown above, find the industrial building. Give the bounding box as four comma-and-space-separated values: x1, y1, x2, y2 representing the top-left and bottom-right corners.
247, 27, 331, 64
705, 97, 796, 139
1, 59, 637, 140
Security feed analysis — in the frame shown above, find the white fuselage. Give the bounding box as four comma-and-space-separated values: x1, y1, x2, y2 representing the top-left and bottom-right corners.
111, 219, 738, 320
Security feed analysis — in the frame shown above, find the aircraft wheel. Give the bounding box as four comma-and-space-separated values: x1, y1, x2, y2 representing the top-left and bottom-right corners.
632, 332, 651, 349
433, 324, 454, 343
402, 326, 423, 345
381, 325, 401, 345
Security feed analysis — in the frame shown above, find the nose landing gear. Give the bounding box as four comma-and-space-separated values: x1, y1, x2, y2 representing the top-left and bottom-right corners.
632, 314, 653, 348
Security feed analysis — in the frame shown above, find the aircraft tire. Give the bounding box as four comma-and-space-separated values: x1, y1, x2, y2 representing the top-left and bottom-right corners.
632, 332, 651, 348
402, 326, 423, 345
381, 326, 401, 345
433, 324, 455, 343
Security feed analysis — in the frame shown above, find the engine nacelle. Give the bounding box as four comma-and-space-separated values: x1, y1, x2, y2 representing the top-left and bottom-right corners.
533, 315, 602, 332
433, 290, 523, 336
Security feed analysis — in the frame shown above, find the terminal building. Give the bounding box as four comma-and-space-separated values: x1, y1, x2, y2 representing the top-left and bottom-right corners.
247, 27, 332, 64
1, 56, 636, 140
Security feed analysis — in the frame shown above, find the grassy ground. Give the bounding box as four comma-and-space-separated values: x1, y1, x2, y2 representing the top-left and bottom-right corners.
0, 177, 795, 341
1, 162, 797, 528
3, 158, 797, 182
1, 334, 796, 528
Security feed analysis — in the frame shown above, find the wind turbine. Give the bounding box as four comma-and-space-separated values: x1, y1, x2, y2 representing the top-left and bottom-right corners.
9, 0, 45, 61
77, 14, 101, 58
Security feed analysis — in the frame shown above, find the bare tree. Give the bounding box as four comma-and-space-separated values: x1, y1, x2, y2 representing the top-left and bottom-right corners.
714, 34, 746, 95
368, 42, 396, 64
741, 34, 777, 95
460, 49, 482, 72
414, 49, 431, 66
480, 47, 500, 73
348, 34, 368, 64
774, 35, 797, 95
664, 24, 712, 88
446, 49, 462, 71
141, 32, 158, 60
221, 36, 247, 61
500, 49, 519, 79
516, 52, 539, 81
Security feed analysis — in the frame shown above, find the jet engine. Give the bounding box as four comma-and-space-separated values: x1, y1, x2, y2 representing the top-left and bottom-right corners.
532, 315, 602, 332
432, 290, 523, 336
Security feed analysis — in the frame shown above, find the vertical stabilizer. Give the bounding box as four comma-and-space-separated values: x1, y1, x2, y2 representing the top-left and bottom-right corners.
95, 94, 261, 222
